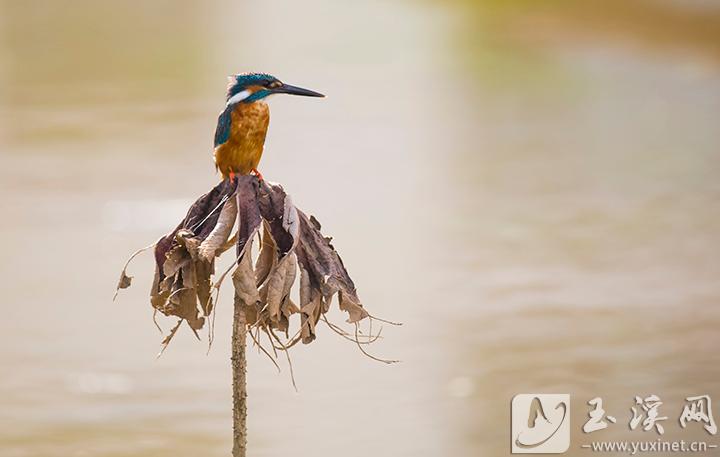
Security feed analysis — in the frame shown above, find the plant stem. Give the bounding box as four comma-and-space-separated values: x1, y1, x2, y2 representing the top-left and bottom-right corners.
231, 292, 248, 457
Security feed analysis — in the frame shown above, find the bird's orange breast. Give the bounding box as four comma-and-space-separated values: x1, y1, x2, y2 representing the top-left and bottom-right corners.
214, 102, 270, 179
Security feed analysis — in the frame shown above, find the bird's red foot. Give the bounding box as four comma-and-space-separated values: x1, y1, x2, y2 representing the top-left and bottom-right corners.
251, 168, 264, 182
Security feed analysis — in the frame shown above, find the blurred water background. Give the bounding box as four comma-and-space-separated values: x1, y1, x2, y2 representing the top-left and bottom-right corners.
1, 0, 720, 456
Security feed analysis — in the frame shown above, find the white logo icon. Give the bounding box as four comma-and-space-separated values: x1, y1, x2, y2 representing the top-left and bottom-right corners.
512, 394, 571, 454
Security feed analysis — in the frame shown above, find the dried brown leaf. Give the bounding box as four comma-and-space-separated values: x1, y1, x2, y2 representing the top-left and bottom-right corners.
261, 254, 297, 330
257, 181, 296, 255
232, 248, 261, 312
195, 259, 214, 316
168, 287, 204, 330
117, 271, 132, 290
235, 176, 262, 255
199, 193, 237, 262
339, 290, 369, 323
294, 209, 367, 324
163, 246, 190, 278
299, 266, 324, 343
255, 223, 278, 287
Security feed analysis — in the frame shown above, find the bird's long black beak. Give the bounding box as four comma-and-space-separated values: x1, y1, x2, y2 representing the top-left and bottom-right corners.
273, 83, 324, 98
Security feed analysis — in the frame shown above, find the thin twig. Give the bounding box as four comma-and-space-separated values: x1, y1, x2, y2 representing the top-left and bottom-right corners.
268, 328, 298, 391
366, 313, 403, 326
167, 287, 190, 301
353, 322, 399, 364
321, 313, 383, 344
207, 242, 243, 354
157, 319, 182, 358
113, 242, 155, 301
186, 320, 202, 341
152, 309, 163, 334
264, 326, 279, 359
190, 194, 231, 233
248, 326, 281, 373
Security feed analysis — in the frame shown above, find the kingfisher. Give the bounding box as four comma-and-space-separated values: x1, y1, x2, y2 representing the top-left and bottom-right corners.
213, 73, 324, 181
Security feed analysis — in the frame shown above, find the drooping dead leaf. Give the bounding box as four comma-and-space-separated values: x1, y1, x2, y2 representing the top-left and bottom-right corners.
116, 175, 396, 361
235, 177, 262, 256
199, 194, 237, 262
254, 223, 277, 286
233, 246, 261, 314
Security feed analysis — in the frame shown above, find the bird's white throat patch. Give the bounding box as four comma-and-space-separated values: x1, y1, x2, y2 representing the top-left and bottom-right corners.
227, 89, 252, 105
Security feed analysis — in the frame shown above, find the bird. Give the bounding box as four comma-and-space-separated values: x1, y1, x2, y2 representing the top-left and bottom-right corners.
213, 73, 324, 181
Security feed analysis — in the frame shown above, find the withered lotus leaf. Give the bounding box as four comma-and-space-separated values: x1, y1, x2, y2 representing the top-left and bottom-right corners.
117, 176, 375, 349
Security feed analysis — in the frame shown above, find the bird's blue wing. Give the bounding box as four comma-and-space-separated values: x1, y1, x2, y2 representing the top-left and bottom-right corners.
214, 106, 233, 147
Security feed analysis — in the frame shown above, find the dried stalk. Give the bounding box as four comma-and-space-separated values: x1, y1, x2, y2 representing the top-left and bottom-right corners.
231, 290, 248, 457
